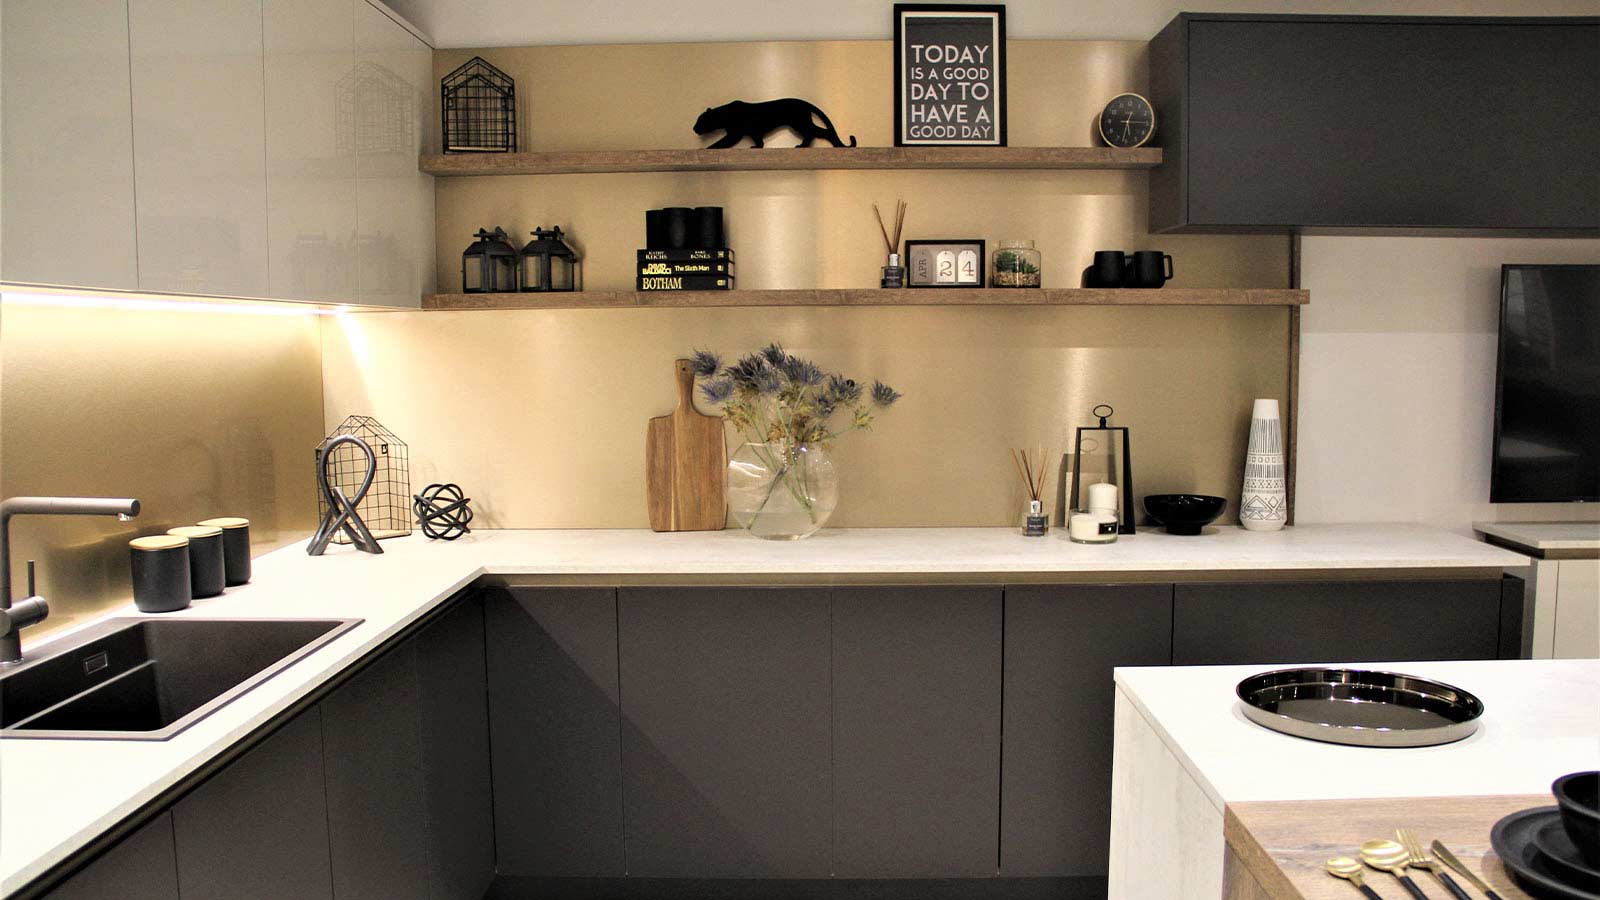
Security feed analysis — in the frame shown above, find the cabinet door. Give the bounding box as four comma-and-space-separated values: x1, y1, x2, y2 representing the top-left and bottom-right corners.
353, 0, 432, 307
321, 643, 429, 900
486, 587, 625, 876
44, 814, 179, 900
1001, 584, 1172, 878
1172, 579, 1503, 665
1553, 561, 1600, 659
264, 0, 356, 301
618, 586, 831, 878
172, 710, 333, 900
416, 596, 495, 899
832, 585, 1002, 878
0, 0, 139, 290
129, 0, 269, 297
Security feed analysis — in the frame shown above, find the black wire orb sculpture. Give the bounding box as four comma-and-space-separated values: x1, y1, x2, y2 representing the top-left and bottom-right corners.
413, 483, 474, 541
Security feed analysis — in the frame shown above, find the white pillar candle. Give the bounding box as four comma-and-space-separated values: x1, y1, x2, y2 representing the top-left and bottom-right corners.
1088, 482, 1119, 514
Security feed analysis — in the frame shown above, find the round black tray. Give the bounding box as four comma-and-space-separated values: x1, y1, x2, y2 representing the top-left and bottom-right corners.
1235, 667, 1484, 748
1492, 806, 1600, 900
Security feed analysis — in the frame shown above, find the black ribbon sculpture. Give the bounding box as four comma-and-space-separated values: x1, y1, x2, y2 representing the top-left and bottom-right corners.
308, 434, 383, 555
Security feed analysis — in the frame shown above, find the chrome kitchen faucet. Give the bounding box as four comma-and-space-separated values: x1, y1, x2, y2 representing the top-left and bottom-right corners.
0, 496, 141, 665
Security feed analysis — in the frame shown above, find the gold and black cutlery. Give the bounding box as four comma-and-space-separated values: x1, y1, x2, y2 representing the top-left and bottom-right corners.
1398, 828, 1472, 900
1328, 855, 1387, 898
1362, 839, 1433, 899
1431, 839, 1506, 900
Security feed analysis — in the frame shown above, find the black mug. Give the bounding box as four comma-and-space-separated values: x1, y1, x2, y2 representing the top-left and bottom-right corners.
1090, 251, 1128, 288
645, 209, 669, 249
1129, 251, 1174, 288
693, 206, 724, 250
663, 207, 694, 249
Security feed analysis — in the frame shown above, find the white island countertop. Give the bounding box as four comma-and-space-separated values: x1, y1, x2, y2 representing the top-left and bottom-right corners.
0, 524, 1529, 895
1115, 658, 1600, 810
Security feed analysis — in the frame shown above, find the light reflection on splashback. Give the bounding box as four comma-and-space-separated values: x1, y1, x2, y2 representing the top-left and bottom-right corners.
0, 291, 325, 639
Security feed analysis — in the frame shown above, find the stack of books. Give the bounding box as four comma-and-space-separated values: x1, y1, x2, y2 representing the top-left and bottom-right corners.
636, 249, 735, 291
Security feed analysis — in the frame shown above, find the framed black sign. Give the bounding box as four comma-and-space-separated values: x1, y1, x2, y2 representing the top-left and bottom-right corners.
893, 4, 1006, 147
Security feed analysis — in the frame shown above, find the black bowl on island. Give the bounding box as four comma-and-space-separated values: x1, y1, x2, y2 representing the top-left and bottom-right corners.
1144, 494, 1227, 535
1554, 770, 1600, 866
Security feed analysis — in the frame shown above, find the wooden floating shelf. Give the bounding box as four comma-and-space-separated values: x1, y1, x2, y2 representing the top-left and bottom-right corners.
419, 146, 1163, 177
422, 288, 1307, 311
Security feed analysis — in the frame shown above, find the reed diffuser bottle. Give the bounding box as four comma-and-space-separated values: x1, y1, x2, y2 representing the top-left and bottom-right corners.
873, 200, 907, 288
1012, 447, 1051, 536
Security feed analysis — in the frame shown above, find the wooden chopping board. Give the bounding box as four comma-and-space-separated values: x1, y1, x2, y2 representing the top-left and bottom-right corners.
645, 359, 728, 531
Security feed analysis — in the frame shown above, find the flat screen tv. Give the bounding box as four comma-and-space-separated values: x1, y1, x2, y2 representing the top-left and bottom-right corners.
1492, 264, 1600, 503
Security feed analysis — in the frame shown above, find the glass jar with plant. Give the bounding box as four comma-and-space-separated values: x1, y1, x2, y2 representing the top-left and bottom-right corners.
993, 239, 1042, 288
689, 345, 901, 540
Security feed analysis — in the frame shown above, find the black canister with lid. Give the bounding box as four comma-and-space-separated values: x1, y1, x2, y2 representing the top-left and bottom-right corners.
130, 535, 192, 613
198, 517, 251, 586
168, 525, 225, 598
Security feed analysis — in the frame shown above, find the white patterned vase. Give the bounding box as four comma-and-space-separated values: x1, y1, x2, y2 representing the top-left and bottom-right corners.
1240, 398, 1287, 532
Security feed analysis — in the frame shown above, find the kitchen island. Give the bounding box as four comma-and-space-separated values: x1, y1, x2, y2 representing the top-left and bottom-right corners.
1109, 658, 1600, 899
0, 525, 1528, 898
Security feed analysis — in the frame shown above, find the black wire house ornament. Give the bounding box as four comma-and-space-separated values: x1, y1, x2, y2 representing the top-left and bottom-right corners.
314, 416, 411, 544
462, 227, 518, 293
1068, 404, 1136, 535
442, 56, 516, 153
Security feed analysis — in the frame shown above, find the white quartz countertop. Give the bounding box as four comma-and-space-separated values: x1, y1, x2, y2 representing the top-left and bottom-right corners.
1475, 520, 1600, 552
1115, 658, 1600, 812
0, 524, 1529, 894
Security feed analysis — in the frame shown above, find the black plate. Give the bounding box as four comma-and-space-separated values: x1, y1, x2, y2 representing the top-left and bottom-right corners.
1235, 667, 1484, 747
1535, 817, 1600, 890
1491, 806, 1600, 900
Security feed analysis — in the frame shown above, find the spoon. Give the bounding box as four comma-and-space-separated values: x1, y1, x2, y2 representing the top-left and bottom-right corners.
1362, 839, 1432, 900
1327, 856, 1386, 899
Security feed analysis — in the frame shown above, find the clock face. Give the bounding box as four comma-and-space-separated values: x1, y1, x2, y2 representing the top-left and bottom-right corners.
1099, 93, 1155, 148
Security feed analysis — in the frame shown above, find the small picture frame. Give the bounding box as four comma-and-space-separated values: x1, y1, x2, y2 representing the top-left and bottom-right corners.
893, 4, 1007, 147
904, 240, 986, 288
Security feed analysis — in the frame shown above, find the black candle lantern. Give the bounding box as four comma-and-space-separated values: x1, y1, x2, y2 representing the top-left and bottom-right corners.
518, 226, 579, 292
1069, 403, 1136, 535
461, 227, 517, 293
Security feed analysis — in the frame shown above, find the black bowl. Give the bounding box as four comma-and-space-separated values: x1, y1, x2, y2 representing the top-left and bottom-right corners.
1554, 770, 1600, 867
1144, 494, 1227, 535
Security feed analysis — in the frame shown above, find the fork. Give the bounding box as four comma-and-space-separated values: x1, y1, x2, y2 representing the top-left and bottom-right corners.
1397, 828, 1472, 900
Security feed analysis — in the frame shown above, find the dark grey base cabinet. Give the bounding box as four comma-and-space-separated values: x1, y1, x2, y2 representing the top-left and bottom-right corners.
38, 595, 493, 900
1172, 579, 1503, 665
43, 815, 179, 900
1000, 584, 1172, 878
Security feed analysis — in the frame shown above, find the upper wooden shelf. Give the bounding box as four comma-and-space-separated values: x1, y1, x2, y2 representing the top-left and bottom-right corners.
418, 146, 1163, 177
422, 287, 1306, 311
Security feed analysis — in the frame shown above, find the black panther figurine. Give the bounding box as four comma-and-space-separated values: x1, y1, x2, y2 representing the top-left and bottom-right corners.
693, 98, 857, 148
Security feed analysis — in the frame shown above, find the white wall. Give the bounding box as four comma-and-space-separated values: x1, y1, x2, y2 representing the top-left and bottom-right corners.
1297, 237, 1600, 534
415, 0, 1600, 49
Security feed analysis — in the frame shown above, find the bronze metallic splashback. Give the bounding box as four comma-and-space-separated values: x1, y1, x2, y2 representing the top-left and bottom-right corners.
0, 293, 325, 638
321, 304, 1291, 529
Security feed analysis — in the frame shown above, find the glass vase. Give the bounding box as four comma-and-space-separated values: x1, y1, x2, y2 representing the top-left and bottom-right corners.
727, 442, 838, 540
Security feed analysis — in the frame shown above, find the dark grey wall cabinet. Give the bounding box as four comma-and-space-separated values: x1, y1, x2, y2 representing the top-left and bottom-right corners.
416, 598, 495, 899
44, 814, 179, 900
1001, 584, 1173, 878
1149, 14, 1600, 234
486, 587, 625, 877
172, 710, 333, 900
1172, 579, 1503, 665
322, 643, 429, 900
832, 586, 1002, 878
618, 587, 832, 878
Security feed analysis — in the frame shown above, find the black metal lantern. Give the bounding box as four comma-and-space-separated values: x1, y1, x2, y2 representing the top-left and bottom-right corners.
518, 226, 579, 292
1069, 403, 1136, 535
461, 227, 518, 293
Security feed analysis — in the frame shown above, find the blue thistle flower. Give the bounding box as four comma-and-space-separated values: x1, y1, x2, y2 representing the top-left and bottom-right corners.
699, 377, 734, 404
780, 355, 825, 386
690, 349, 722, 378
825, 375, 862, 404
725, 353, 771, 386
753, 369, 783, 395
760, 343, 789, 366
871, 380, 902, 407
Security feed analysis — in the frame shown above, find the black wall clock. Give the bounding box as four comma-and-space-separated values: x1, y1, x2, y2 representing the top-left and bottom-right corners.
1098, 93, 1155, 148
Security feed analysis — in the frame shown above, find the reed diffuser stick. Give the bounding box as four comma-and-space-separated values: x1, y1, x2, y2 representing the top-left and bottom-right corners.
872, 200, 908, 256
1011, 447, 1051, 503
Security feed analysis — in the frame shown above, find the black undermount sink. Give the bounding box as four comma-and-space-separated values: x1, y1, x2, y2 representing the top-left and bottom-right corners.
0, 617, 361, 741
